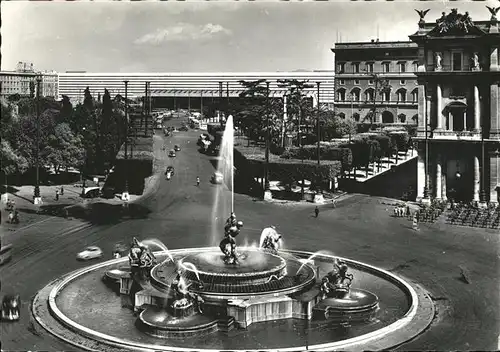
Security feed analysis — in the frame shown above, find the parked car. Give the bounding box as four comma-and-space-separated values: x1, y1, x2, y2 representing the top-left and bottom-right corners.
76, 246, 103, 261
179, 126, 189, 132
1, 294, 20, 321
0, 244, 13, 266
174, 145, 181, 152
168, 150, 176, 157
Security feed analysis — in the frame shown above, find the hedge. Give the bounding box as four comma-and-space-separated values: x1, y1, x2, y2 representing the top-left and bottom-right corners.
280, 145, 352, 170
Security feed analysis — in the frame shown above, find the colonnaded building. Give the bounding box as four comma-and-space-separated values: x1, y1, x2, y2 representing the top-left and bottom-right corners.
409, 8, 500, 204
57, 71, 336, 109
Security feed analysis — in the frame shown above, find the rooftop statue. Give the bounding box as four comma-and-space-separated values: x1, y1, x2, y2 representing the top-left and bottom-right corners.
436, 9, 475, 34
486, 6, 500, 22
415, 9, 430, 28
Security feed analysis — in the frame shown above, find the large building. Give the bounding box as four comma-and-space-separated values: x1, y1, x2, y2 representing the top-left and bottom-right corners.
331, 41, 419, 124
410, 8, 500, 204
0, 62, 58, 98
57, 71, 335, 108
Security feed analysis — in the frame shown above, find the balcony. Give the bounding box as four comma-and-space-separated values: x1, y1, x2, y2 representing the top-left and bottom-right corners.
417, 129, 481, 141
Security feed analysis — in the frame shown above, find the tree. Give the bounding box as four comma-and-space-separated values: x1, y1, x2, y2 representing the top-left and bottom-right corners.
59, 95, 73, 124
46, 123, 85, 174
83, 86, 94, 111
323, 116, 357, 139
1, 140, 29, 176
367, 74, 391, 126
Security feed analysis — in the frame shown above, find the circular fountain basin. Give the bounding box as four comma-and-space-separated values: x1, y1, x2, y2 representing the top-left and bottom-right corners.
313, 289, 379, 322
150, 248, 316, 298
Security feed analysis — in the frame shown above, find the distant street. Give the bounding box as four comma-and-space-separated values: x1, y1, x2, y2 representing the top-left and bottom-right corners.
1, 115, 499, 351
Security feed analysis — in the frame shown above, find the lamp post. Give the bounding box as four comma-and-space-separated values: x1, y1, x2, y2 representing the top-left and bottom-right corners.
265, 81, 271, 192
33, 77, 42, 205
316, 82, 321, 166
480, 109, 486, 205
423, 96, 430, 202
122, 80, 129, 201
226, 82, 230, 116
219, 81, 223, 122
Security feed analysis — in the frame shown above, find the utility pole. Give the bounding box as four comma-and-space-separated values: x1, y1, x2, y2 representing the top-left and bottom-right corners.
144, 82, 148, 136
219, 81, 223, 122
226, 82, 230, 116
122, 80, 130, 201
316, 82, 321, 166
33, 77, 42, 205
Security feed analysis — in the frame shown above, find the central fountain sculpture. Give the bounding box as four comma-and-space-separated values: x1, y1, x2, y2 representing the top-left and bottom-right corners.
103, 115, 379, 338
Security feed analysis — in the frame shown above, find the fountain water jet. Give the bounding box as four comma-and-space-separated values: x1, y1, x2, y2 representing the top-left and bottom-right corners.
180, 262, 201, 281
210, 115, 235, 246
296, 250, 335, 275
141, 239, 174, 263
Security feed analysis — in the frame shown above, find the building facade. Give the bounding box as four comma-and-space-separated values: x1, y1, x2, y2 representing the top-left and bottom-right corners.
0, 62, 58, 98
410, 8, 500, 204
57, 71, 335, 108
331, 41, 419, 124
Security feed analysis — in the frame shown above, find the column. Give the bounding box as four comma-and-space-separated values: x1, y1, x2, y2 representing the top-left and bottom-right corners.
490, 149, 500, 204
449, 111, 453, 131
473, 85, 480, 131
491, 83, 500, 138
436, 84, 443, 129
425, 96, 431, 132
435, 154, 442, 199
442, 170, 448, 201
417, 149, 426, 199
473, 155, 480, 202
463, 111, 467, 131
417, 83, 426, 134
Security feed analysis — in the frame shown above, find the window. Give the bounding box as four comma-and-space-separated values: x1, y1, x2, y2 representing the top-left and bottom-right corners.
382, 91, 391, 102
366, 89, 374, 101
353, 63, 360, 73
337, 89, 346, 101
400, 80, 406, 85
339, 79, 345, 85
397, 90, 406, 103
411, 90, 418, 102
452, 53, 462, 71
354, 79, 360, 85
399, 62, 406, 73
338, 63, 345, 73
383, 62, 390, 73
368, 79, 374, 85
366, 63, 374, 73
351, 90, 360, 101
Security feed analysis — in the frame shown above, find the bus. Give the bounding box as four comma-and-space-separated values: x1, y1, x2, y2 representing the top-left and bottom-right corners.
0, 244, 13, 265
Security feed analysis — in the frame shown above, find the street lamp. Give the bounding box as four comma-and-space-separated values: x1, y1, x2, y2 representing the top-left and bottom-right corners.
316, 82, 321, 166
122, 80, 130, 201
480, 102, 486, 205
423, 95, 430, 202
265, 81, 271, 192
33, 76, 42, 205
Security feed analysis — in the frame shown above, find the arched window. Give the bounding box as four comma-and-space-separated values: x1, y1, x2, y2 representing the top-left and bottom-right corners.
411, 89, 418, 103
396, 88, 407, 103
365, 88, 375, 102
350, 88, 361, 102
382, 90, 391, 102
337, 88, 346, 101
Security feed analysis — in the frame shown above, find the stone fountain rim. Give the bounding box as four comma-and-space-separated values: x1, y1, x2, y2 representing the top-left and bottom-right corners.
40, 247, 426, 352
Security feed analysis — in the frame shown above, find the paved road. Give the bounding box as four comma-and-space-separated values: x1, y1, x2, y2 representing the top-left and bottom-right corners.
1, 117, 499, 351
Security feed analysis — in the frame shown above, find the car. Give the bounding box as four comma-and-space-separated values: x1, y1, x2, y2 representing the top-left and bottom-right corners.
211, 171, 224, 184
179, 126, 189, 132
168, 150, 176, 157
166, 166, 175, 175
174, 145, 181, 151
76, 246, 103, 261
1, 294, 20, 321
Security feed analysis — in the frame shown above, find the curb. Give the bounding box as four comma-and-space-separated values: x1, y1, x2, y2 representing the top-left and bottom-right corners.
34, 248, 435, 352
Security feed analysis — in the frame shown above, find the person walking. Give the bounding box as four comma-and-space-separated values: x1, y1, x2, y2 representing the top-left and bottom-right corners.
55, 189, 60, 201
314, 206, 319, 218
60, 185, 64, 195
196, 176, 200, 186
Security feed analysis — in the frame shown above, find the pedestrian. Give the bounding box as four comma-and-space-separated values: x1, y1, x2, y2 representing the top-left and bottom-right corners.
314, 206, 319, 218
196, 176, 200, 186
60, 185, 64, 195
332, 199, 337, 208
55, 189, 59, 201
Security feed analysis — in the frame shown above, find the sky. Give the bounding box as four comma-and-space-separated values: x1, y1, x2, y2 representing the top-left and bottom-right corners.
1, 1, 497, 73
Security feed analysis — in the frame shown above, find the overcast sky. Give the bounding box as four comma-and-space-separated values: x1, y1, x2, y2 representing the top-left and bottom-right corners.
1, 1, 496, 73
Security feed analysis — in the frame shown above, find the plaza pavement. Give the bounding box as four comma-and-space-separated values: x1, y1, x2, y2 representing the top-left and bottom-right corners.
0, 116, 499, 351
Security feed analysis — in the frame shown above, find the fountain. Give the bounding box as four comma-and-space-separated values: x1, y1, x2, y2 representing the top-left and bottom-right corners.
33, 112, 433, 351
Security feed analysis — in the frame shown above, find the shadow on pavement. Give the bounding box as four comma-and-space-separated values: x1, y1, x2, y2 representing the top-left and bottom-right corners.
16, 202, 152, 225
